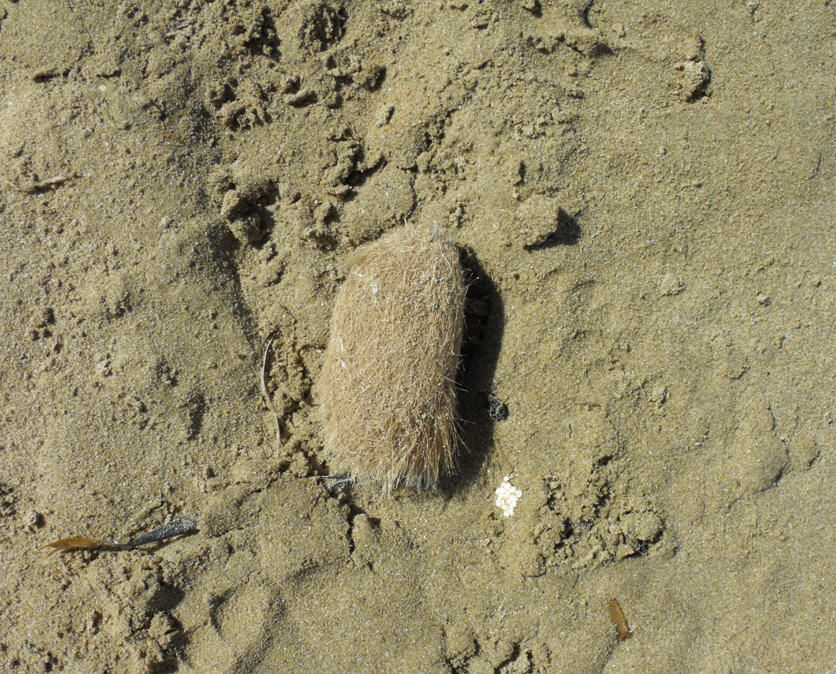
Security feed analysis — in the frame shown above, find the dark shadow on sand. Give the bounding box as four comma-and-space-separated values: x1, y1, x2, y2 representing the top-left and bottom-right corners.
440, 247, 505, 495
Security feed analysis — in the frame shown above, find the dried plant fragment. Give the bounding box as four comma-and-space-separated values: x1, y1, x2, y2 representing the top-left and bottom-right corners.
320, 225, 466, 493
43, 515, 197, 554
608, 598, 632, 641
43, 536, 103, 554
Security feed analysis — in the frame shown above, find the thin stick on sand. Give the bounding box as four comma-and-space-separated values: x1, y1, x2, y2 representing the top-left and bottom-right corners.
261, 328, 283, 453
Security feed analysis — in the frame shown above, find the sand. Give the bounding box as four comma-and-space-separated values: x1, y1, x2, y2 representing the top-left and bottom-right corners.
0, 1, 833, 672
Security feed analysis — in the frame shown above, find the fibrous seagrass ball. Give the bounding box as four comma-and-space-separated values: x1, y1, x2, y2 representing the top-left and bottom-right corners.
320, 225, 466, 493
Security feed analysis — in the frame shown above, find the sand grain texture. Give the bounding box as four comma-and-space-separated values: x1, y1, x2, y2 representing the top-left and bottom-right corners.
0, 1, 832, 672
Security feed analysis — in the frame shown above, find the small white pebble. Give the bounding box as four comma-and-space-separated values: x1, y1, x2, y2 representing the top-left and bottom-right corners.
495, 475, 522, 517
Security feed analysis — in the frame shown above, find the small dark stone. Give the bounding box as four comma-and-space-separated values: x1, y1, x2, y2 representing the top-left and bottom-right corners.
485, 393, 509, 421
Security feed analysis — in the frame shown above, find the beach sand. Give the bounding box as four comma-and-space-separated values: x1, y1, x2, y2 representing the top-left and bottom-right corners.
0, 1, 832, 671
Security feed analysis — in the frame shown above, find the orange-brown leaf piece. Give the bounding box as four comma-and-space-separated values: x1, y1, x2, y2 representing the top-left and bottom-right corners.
43, 537, 103, 554
608, 598, 632, 641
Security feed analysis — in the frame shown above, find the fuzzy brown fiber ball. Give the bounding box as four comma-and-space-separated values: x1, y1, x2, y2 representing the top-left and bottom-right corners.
320, 226, 466, 493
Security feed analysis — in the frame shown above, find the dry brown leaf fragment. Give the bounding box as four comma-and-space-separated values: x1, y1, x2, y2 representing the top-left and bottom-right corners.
43, 536, 103, 554
42, 516, 198, 555
608, 598, 632, 641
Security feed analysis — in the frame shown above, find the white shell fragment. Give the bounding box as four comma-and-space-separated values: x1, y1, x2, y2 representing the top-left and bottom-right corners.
495, 475, 522, 517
